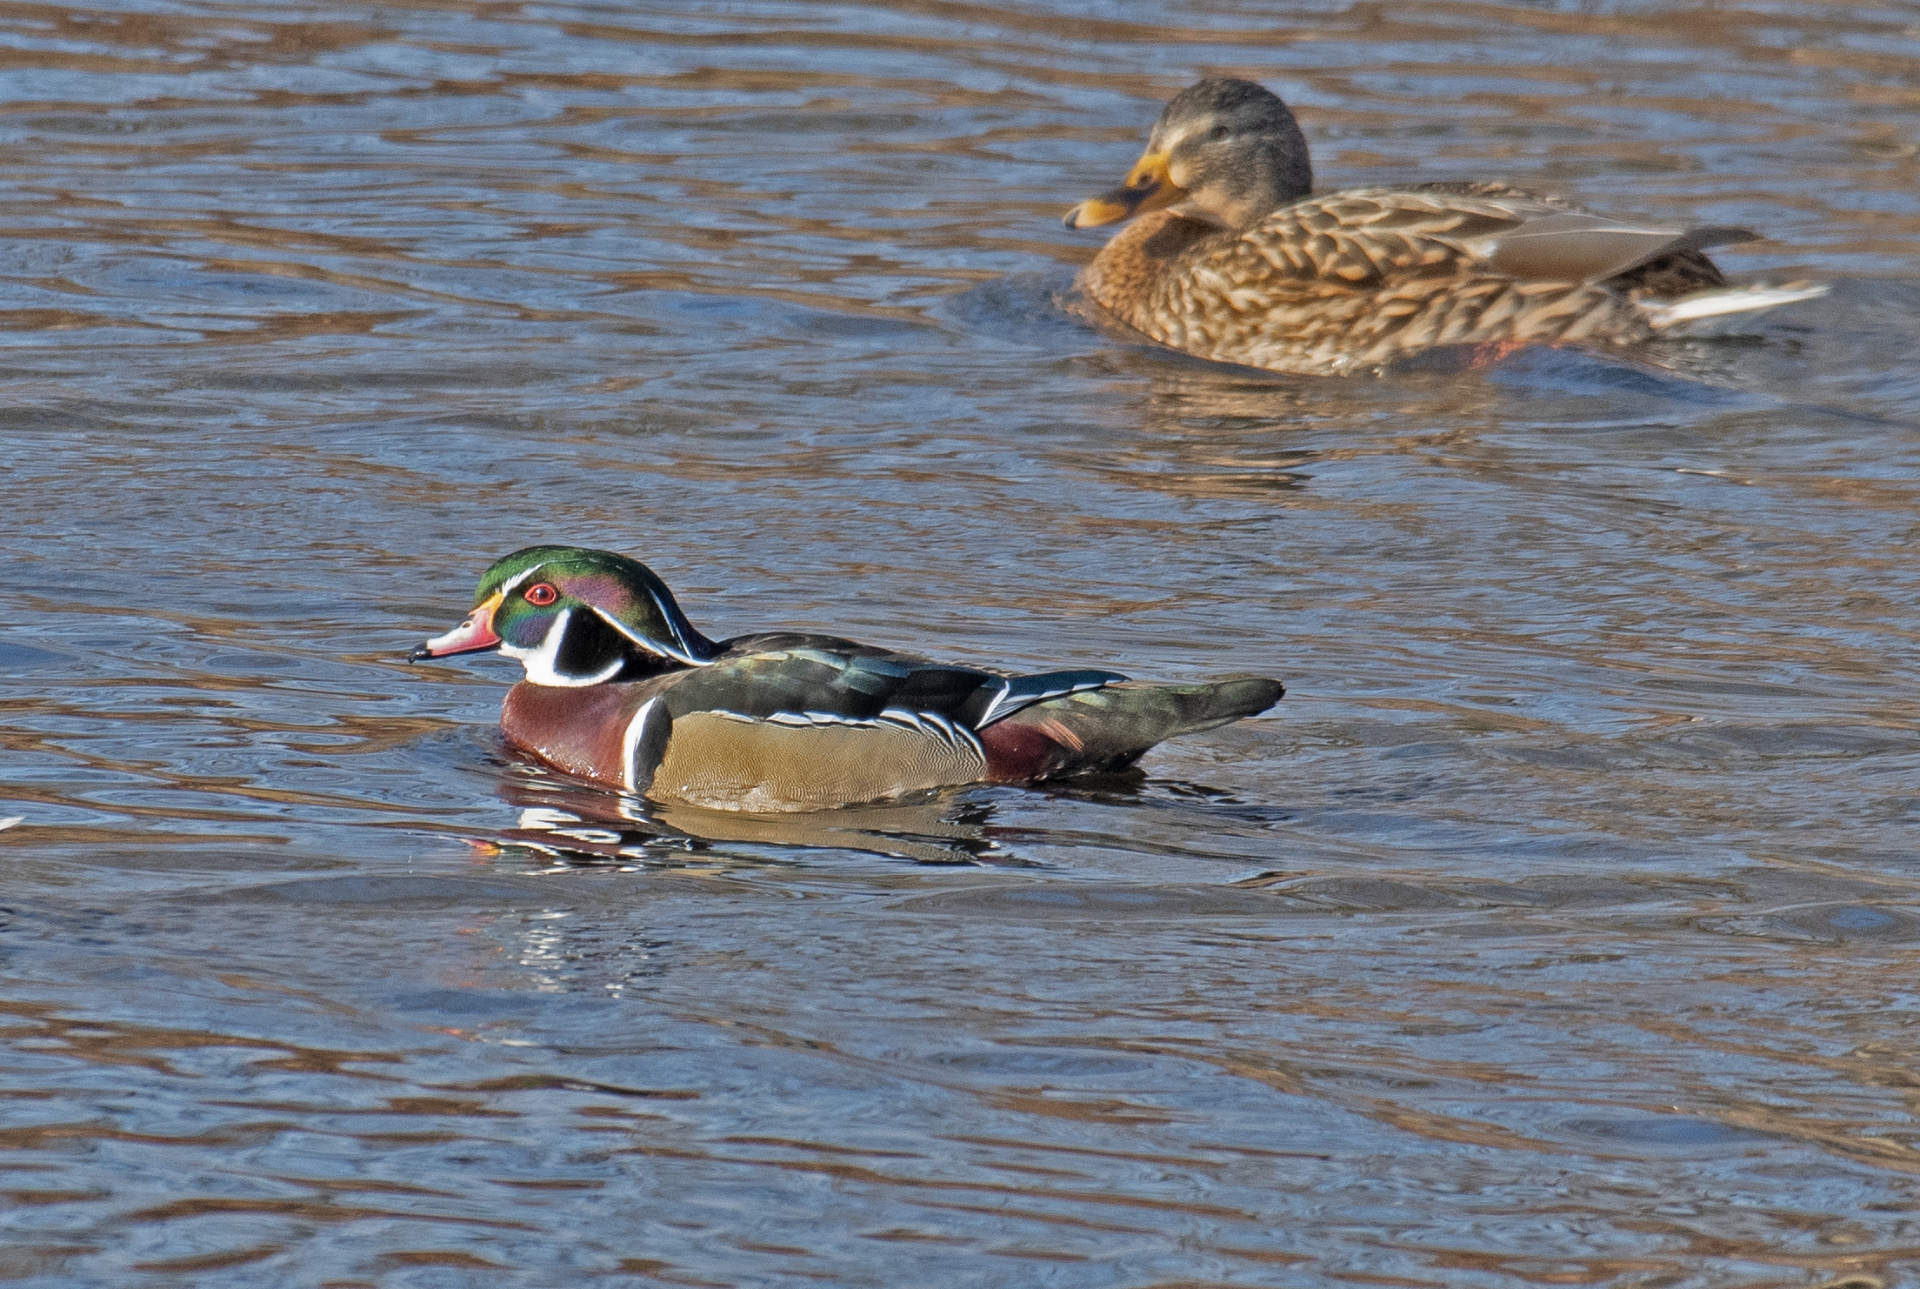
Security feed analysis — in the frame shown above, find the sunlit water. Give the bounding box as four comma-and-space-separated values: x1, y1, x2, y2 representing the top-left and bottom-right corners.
3, 1, 1920, 1284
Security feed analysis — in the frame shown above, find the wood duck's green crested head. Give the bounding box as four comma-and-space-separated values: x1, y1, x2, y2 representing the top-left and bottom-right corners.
410, 545, 716, 686
1064, 78, 1312, 234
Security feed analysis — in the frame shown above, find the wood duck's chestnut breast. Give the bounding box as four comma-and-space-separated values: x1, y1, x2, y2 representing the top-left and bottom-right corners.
501, 682, 652, 787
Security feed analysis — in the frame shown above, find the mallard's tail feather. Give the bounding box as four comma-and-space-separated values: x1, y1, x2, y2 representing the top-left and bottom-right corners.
1644, 280, 1827, 330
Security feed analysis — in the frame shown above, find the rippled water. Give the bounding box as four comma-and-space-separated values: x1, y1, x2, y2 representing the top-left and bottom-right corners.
3, 0, 1920, 1284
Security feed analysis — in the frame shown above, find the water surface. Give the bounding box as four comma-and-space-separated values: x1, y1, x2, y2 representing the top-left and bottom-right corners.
3, 0, 1920, 1284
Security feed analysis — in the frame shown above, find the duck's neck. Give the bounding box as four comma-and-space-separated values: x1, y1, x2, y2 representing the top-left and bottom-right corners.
1083, 212, 1229, 321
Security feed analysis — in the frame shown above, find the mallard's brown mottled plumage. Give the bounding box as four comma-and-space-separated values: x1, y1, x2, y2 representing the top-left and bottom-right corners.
1065, 79, 1822, 376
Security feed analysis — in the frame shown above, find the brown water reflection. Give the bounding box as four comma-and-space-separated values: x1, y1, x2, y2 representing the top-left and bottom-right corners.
2, 0, 1920, 1284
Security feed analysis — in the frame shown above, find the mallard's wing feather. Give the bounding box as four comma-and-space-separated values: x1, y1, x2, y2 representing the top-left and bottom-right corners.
1221, 186, 1561, 285
1091, 187, 1740, 372
1082, 183, 1788, 373
1462, 211, 1755, 285
1227, 186, 1747, 288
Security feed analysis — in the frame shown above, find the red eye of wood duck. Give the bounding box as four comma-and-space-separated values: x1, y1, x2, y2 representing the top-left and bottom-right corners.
411, 545, 1285, 813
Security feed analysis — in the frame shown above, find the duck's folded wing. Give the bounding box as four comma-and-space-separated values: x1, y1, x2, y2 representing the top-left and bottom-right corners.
633, 644, 1136, 807
1461, 211, 1756, 285
686, 637, 1130, 729
682, 635, 1000, 722
1235, 186, 1750, 288
1230, 186, 1558, 284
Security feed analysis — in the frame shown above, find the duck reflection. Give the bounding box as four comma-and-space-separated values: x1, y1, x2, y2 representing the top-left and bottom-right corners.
478, 760, 1289, 878
1064, 322, 1792, 509
486, 769, 1018, 868
1065, 270, 1784, 461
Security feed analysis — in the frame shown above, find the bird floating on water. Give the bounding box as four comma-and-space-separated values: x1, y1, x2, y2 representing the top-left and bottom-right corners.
412, 545, 1283, 811
1063, 78, 1824, 376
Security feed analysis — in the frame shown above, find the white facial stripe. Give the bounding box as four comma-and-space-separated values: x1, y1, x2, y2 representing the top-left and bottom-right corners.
648, 588, 702, 658
500, 607, 624, 688
589, 605, 709, 668
492, 560, 710, 674
621, 697, 662, 794
498, 565, 541, 594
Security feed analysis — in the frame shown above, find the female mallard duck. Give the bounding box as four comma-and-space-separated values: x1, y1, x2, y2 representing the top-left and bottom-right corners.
412, 546, 1283, 811
1064, 78, 1823, 376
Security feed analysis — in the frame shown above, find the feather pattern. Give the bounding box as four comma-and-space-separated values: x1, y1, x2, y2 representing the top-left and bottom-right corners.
1068, 79, 1822, 375
1084, 185, 1747, 375
420, 546, 1285, 810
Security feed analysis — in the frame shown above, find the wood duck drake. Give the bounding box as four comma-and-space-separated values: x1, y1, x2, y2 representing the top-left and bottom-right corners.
412, 546, 1284, 812
1064, 78, 1824, 376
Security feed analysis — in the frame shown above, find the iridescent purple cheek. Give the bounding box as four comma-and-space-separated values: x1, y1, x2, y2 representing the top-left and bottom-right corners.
502, 608, 560, 648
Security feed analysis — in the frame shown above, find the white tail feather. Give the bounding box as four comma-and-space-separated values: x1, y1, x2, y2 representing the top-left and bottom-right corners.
1644, 280, 1828, 330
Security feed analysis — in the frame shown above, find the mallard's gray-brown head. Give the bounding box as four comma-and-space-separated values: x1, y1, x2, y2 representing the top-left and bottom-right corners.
1065, 78, 1312, 234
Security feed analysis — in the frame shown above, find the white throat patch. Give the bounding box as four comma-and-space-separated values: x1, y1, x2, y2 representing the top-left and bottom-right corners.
501, 607, 625, 688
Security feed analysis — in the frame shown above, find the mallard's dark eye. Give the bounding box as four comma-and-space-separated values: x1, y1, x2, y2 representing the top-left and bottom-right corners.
524, 583, 558, 606
1208, 124, 1230, 141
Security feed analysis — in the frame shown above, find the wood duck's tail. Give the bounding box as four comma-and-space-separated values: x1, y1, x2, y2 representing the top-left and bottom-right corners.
979, 675, 1282, 782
